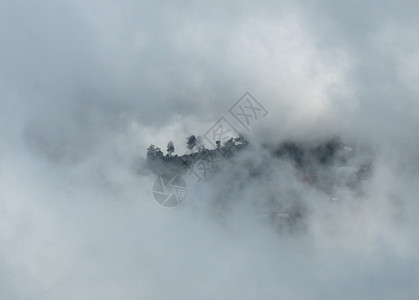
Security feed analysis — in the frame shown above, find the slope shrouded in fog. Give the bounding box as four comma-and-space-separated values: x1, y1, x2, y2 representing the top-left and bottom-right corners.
1, 1, 419, 299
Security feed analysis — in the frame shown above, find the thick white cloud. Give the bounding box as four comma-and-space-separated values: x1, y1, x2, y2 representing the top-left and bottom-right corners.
1, 0, 418, 299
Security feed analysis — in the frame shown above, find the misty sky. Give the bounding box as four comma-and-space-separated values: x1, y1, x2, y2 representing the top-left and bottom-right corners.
1, 1, 419, 299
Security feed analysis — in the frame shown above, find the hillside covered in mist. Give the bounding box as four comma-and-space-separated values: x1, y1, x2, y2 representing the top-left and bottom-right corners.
146, 136, 373, 231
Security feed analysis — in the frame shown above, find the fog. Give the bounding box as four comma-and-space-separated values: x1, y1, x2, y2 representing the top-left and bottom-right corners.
1, 1, 419, 299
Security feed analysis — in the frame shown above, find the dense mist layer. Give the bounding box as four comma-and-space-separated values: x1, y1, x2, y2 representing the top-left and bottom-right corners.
1, 1, 419, 299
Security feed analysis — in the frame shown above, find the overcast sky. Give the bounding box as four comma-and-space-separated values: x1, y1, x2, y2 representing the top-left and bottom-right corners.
1, 1, 419, 299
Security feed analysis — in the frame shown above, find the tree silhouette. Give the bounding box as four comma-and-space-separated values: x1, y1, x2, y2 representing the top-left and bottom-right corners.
146, 144, 163, 160
166, 141, 175, 157
186, 135, 197, 152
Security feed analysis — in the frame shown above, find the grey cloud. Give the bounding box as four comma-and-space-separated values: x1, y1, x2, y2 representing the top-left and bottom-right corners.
1, 0, 419, 299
